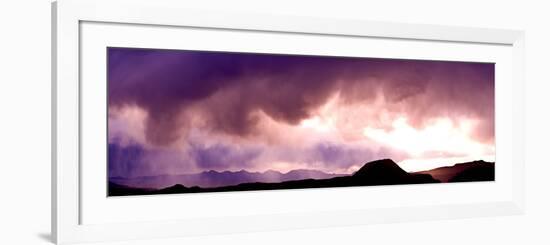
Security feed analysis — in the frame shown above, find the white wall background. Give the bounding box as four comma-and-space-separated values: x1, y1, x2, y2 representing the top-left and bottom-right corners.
0, 0, 548, 244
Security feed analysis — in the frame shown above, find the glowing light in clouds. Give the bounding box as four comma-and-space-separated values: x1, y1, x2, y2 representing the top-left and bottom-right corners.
299, 116, 336, 133
298, 93, 340, 134
363, 117, 494, 171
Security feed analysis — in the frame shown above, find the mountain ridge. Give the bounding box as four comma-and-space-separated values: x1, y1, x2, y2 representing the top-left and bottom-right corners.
108, 158, 497, 196
109, 159, 495, 196
110, 168, 346, 189
416, 160, 495, 182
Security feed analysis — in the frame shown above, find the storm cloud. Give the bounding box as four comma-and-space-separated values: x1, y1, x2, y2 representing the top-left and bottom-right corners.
107, 47, 494, 177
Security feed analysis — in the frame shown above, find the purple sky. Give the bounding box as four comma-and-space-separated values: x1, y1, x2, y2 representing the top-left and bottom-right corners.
108, 47, 495, 178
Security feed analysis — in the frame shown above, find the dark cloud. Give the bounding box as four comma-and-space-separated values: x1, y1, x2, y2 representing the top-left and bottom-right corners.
188, 142, 262, 171
108, 47, 494, 146
108, 48, 353, 144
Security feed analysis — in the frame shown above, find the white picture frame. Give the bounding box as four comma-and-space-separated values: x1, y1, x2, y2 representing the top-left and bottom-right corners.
52, 0, 525, 244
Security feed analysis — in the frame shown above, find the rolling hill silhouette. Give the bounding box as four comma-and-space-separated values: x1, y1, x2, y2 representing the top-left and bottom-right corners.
107, 158, 495, 196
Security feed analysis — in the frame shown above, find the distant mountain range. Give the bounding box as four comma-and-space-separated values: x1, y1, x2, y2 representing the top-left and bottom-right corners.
109, 159, 495, 196
110, 168, 346, 189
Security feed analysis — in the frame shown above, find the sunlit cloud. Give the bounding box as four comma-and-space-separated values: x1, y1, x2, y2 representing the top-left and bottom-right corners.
299, 116, 336, 133
108, 105, 148, 147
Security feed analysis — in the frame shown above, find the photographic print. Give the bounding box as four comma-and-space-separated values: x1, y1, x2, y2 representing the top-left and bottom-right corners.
107, 47, 495, 196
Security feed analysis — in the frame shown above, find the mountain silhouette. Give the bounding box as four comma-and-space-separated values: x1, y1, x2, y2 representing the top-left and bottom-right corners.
416, 160, 495, 182
108, 182, 152, 196
448, 162, 494, 182
350, 159, 440, 185
354, 159, 408, 177
109, 158, 456, 196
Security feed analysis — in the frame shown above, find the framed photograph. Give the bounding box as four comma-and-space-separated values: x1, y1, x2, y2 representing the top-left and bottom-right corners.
52, 0, 525, 244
